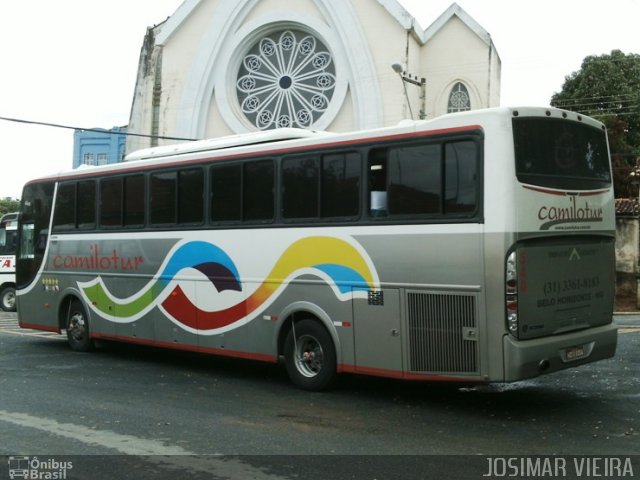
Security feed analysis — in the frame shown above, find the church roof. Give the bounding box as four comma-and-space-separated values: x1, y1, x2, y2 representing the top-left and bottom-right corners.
375, 1, 493, 47
616, 198, 640, 217
155, 1, 494, 49
423, 3, 492, 45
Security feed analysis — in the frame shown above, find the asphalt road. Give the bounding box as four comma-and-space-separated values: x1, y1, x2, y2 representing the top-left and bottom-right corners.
1, 312, 638, 479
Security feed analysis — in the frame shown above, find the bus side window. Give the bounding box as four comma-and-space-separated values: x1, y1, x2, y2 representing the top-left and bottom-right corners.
368, 149, 388, 217
53, 183, 76, 230
321, 152, 361, 218
210, 164, 241, 223
178, 168, 204, 224
18, 223, 35, 259
243, 160, 274, 222
282, 156, 320, 219
77, 180, 97, 229
445, 141, 478, 214
124, 174, 145, 227
100, 178, 123, 227
35, 230, 47, 255
150, 172, 177, 225
387, 144, 441, 215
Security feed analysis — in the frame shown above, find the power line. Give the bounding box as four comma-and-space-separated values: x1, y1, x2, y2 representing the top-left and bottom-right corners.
0, 115, 198, 142
553, 93, 640, 109
554, 98, 639, 110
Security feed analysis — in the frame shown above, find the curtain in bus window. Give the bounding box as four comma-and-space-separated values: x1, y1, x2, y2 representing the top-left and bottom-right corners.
150, 172, 177, 225
77, 180, 96, 229
445, 141, 477, 214
0, 229, 6, 254
243, 160, 274, 221
178, 169, 204, 224
282, 157, 319, 219
321, 152, 360, 218
53, 183, 76, 229
387, 144, 441, 215
124, 175, 145, 226
100, 178, 123, 227
210, 164, 241, 222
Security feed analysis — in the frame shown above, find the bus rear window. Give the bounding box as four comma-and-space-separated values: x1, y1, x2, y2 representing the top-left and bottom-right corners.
513, 117, 611, 190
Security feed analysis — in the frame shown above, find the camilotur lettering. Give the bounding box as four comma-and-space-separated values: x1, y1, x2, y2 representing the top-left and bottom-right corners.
52, 244, 143, 271
538, 196, 603, 230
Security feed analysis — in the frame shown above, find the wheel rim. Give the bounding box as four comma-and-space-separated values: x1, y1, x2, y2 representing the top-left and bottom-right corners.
294, 334, 324, 378
3, 290, 15, 310
68, 311, 87, 343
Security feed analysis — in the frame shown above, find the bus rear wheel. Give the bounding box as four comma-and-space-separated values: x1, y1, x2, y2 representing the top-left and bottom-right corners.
284, 319, 336, 391
66, 300, 94, 352
0, 286, 16, 312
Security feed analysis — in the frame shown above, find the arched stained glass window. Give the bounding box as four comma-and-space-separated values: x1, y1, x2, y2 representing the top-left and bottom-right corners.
236, 29, 336, 130
448, 82, 471, 113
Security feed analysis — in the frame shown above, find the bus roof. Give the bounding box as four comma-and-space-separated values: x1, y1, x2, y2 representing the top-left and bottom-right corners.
22, 107, 605, 187
0, 212, 18, 223
125, 128, 331, 161
0, 212, 18, 229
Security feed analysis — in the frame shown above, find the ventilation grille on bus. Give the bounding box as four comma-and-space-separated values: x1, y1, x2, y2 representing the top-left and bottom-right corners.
407, 292, 479, 374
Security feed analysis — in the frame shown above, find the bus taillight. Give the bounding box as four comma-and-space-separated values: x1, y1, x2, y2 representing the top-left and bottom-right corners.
506, 251, 519, 335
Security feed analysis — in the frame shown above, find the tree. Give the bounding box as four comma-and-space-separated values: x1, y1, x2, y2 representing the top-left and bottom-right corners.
550, 50, 640, 197
0, 198, 20, 218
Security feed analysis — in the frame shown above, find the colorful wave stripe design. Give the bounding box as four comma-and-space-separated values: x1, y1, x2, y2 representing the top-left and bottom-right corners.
80, 236, 378, 332
80, 241, 241, 318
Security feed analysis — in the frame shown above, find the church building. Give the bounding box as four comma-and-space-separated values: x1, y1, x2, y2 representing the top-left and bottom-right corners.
125, 0, 500, 153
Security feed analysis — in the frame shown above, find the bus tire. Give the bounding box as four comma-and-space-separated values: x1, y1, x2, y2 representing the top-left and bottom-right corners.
284, 319, 336, 391
66, 300, 94, 352
0, 286, 16, 312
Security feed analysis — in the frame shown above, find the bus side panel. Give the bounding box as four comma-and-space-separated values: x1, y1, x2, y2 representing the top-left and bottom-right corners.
17, 285, 59, 331
353, 288, 402, 375
355, 228, 485, 379
248, 279, 355, 364
482, 232, 515, 382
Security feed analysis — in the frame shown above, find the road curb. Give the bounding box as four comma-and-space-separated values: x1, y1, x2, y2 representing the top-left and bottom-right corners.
614, 313, 640, 326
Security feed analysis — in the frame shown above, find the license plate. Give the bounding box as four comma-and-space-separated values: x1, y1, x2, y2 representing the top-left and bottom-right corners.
565, 345, 585, 361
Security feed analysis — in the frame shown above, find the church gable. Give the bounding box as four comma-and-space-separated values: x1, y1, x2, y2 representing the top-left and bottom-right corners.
423, 2, 492, 46
420, 6, 501, 116
126, 0, 500, 153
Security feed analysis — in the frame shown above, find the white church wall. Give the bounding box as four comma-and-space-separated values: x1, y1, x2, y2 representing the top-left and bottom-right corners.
421, 15, 495, 118
351, 0, 418, 124
126, 0, 501, 155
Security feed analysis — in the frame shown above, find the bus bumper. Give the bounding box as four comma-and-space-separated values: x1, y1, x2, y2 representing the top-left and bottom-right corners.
502, 323, 618, 381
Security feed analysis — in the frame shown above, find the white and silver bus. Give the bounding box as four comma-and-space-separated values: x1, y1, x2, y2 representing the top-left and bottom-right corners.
16, 107, 617, 390
0, 212, 18, 311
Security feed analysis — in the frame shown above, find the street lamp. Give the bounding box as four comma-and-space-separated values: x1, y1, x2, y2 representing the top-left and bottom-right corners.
392, 63, 426, 120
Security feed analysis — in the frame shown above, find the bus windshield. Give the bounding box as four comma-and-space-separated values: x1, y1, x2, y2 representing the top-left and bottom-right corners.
0, 214, 18, 255
0, 229, 17, 255
513, 117, 611, 190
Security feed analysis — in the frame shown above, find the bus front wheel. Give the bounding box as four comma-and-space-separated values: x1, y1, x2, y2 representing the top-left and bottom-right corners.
0, 286, 16, 312
66, 300, 94, 352
284, 319, 336, 391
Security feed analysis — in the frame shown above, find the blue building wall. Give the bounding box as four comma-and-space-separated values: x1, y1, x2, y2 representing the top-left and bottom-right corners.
73, 126, 127, 168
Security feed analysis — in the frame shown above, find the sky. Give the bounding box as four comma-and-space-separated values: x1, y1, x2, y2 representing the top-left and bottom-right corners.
1, 0, 638, 200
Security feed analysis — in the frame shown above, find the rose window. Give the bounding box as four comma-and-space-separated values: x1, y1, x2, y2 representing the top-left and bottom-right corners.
447, 82, 471, 113
237, 30, 336, 130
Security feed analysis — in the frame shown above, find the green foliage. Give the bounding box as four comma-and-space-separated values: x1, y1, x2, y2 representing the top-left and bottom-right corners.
550, 50, 640, 197
0, 197, 20, 218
